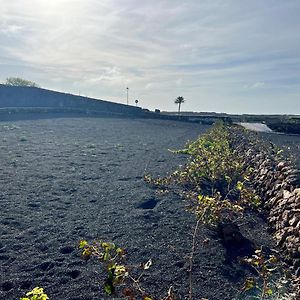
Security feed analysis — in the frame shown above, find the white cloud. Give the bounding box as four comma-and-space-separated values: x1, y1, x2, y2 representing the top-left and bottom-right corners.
244, 82, 266, 89
144, 83, 154, 90
0, 23, 22, 35
176, 78, 182, 87
0, 0, 300, 113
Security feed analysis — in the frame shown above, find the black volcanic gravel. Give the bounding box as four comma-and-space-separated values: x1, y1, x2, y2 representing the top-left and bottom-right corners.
0, 117, 294, 300
258, 132, 300, 169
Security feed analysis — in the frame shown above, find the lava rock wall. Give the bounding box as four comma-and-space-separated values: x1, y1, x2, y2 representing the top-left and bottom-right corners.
244, 143, 300, 277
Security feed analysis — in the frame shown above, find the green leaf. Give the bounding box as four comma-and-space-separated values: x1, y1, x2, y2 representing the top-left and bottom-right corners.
266, 288, 273, 295
243, 278, 255, 291
79, 240, 88, 249
236, 181, 243, 191
103, 252, 110, 261
82, 248, 91, 258
114, 264, 126, 276
116, 247, 124, 256
104, 282, 114, 295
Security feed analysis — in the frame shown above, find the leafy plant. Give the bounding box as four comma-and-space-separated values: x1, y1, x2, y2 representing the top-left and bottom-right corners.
79, 240, 127, 296
5, 77, 39, 87
78, 240, 174, 299
145, 123, 261, 226
195, 193, 244, 225
241, 249, 279, 299
20, 287, 49, 300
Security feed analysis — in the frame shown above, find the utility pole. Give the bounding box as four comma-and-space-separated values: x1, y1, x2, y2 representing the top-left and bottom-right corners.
126, 87, 129, 105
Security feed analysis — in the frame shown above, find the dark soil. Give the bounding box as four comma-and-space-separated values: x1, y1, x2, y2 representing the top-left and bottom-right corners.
0, 117, 297, 300
258, 132, 300, 169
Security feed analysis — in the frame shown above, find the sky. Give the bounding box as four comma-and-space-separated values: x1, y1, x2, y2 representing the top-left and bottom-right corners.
0, 0, 299, 114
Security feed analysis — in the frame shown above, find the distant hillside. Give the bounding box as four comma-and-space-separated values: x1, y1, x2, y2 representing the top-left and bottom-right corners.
0, 84, 146, 119
0, 85, 208, 123
1, 85, 299, 134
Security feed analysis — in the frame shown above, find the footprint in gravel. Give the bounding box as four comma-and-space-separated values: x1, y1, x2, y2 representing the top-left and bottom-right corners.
118, 177, 131, 181
136, 199, 159, 209
57, 206, 67, 211
2, 281, 13, 291
49, 197, 60, 202
59, 276, 70, 284
20, 280, 32, 290
2, 218, 22, 228
27, 202, 41, 208
36, 244, 49, 252
60, 246, 75, 254
72, 226, 85, 235
174, 260, 185, 269
107, 163, 119, 167
67, 269, 81, 279
0, 254, 10, 261
39, 261, 55, 271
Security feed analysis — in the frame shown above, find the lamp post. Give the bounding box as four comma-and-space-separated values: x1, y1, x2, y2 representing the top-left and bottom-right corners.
126, 87, 129, 105
135, 99, 139, 107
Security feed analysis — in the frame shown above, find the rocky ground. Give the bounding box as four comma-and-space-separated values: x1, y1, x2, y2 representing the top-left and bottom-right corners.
0, 117, 299, 300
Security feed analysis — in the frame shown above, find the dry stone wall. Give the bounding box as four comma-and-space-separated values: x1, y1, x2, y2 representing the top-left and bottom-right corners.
239, 131, 300, 278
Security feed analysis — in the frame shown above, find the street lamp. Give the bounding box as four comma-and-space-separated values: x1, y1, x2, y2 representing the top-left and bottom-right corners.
135, 99, 139, 107
126, 87, 129, 105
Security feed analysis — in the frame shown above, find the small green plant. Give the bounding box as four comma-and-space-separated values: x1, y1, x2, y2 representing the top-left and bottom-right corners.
195, 193, 244, 225
236, 179, 262, 209
241, 249, 280, 299
79, 240, 127, 296
145, 123, 261, 226
78, 240, 171, 299
20, 287, 49, 300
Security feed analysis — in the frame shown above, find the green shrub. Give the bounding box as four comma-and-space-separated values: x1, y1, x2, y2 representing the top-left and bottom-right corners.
20, 287, 48, 300
144, 123, 261, 226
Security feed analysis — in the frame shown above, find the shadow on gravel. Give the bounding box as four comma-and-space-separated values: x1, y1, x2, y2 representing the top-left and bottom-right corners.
136, 198, 159, 209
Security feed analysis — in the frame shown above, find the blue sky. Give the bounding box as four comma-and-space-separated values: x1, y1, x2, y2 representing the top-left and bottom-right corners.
0, 0, 299, 114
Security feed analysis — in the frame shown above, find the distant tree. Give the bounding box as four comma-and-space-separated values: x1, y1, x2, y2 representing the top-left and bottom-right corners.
174, 96, 185, 113
5, 77, 39, 87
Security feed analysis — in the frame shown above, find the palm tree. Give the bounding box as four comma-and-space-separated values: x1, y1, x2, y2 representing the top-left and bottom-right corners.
174, 96, 185, 114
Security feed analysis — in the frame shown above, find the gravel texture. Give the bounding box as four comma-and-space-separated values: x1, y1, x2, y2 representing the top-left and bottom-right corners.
0, 117, 295, 300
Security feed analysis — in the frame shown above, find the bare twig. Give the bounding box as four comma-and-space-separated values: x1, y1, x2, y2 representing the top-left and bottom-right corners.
188, 218, 201, 300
